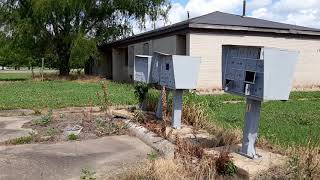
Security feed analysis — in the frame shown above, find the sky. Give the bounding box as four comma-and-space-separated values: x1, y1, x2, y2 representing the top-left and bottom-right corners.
134, 0, 320, 34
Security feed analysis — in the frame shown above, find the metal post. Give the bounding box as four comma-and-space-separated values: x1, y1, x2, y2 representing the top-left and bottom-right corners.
241, 98, 262, 159
141, 92, 148, 111
155, 89, 169, 120
155, 90, 163, 119
172, 90, 183, 129
41, 58, 44, 81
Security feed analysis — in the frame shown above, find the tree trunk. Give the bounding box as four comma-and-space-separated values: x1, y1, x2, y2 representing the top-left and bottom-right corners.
57, 44, 71, 76
59, 57, 70, 76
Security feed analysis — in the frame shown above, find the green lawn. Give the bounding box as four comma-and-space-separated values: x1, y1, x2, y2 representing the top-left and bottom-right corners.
0, 81, 137, 110
184, 92, 320, 147
0, 76, 319, 147
0, 72, 32, 81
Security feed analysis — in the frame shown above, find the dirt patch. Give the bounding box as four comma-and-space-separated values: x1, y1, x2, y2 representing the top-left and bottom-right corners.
20, 110, 128, 144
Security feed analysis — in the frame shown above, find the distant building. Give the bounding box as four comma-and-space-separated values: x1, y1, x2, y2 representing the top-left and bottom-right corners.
95, 11, 320, 92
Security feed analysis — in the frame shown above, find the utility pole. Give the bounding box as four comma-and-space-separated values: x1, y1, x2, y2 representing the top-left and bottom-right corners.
242, 0, 247, 17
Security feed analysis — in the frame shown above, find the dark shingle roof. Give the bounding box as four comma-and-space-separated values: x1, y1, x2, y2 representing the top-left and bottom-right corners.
189, 11, 320, 32
102, 11, 320, 48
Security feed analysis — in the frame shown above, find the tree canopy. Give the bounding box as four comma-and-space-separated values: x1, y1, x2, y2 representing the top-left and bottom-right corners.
0, 0, 171, 75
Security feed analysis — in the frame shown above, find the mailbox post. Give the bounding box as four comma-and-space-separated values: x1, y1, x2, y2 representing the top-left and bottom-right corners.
134, 52, 201, 129
222, 45, 299, 159
157, 54, 201, 129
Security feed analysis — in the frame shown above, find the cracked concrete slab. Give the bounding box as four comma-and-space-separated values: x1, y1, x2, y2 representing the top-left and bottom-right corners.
0, 135, 153, 180
0, 116, 36, 143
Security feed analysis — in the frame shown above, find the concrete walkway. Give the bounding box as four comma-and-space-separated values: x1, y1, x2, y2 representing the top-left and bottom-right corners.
0, 136, 153, 180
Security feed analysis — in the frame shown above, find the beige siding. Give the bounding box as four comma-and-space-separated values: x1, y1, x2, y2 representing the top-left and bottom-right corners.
189, 33, 320, 91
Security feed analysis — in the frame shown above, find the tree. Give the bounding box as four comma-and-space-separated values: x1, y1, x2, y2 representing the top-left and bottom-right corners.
0, 0, 171, 75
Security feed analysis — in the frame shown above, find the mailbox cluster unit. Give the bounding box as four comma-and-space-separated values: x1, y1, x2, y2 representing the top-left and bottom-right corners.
222, 45, 299, 101
134, 52, 201, 129
222, 45, 299, 159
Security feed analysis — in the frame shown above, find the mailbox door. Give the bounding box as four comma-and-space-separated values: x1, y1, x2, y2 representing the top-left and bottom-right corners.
134, 58, 149, 83
251, 72, 264, 98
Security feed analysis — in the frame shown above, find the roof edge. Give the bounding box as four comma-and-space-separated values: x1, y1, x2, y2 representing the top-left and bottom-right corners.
189, 23, 320, 36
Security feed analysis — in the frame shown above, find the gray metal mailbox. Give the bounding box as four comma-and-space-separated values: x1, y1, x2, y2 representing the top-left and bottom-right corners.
134, 55, 153, 84
134, 52, 201, 129
154, 53, 201, 129
222, 45, 299, 101
222, 45, 299, 159
158, 54, 201, 90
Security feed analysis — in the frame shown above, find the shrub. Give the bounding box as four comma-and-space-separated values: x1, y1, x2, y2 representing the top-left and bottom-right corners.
134, 83, 149, 108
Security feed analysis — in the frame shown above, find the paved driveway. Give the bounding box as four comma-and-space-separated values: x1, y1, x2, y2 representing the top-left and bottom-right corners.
0, 136, 153, 180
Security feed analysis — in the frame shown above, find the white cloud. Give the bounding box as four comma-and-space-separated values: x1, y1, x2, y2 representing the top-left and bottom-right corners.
250, 0, 320, 28
247, 0, 272, 11
184, 0, 243, 18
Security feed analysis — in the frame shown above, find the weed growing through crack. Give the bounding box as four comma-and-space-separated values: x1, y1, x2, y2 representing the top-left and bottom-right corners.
148, 151, 159, 161
68, 133, 78, 141
80, 168, 96, 180
5, 132, 38, 145
215, 151, 237, 176
59, 113, 65, 119
132, 109, 146, 124
33, 109, 42, 115
99, 81, 112, 119
46, 127, 58, 137
33, 110, 53, 126
95, 118, 128, 136
6, 136, 33, 145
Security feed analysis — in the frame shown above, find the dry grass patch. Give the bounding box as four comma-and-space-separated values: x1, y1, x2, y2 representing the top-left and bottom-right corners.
114, 158, 188, 180
256, 137, 320, 180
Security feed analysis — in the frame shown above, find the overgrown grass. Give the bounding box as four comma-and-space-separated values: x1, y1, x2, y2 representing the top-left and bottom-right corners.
146, 90, 320, 148
0, 81, 137, 110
